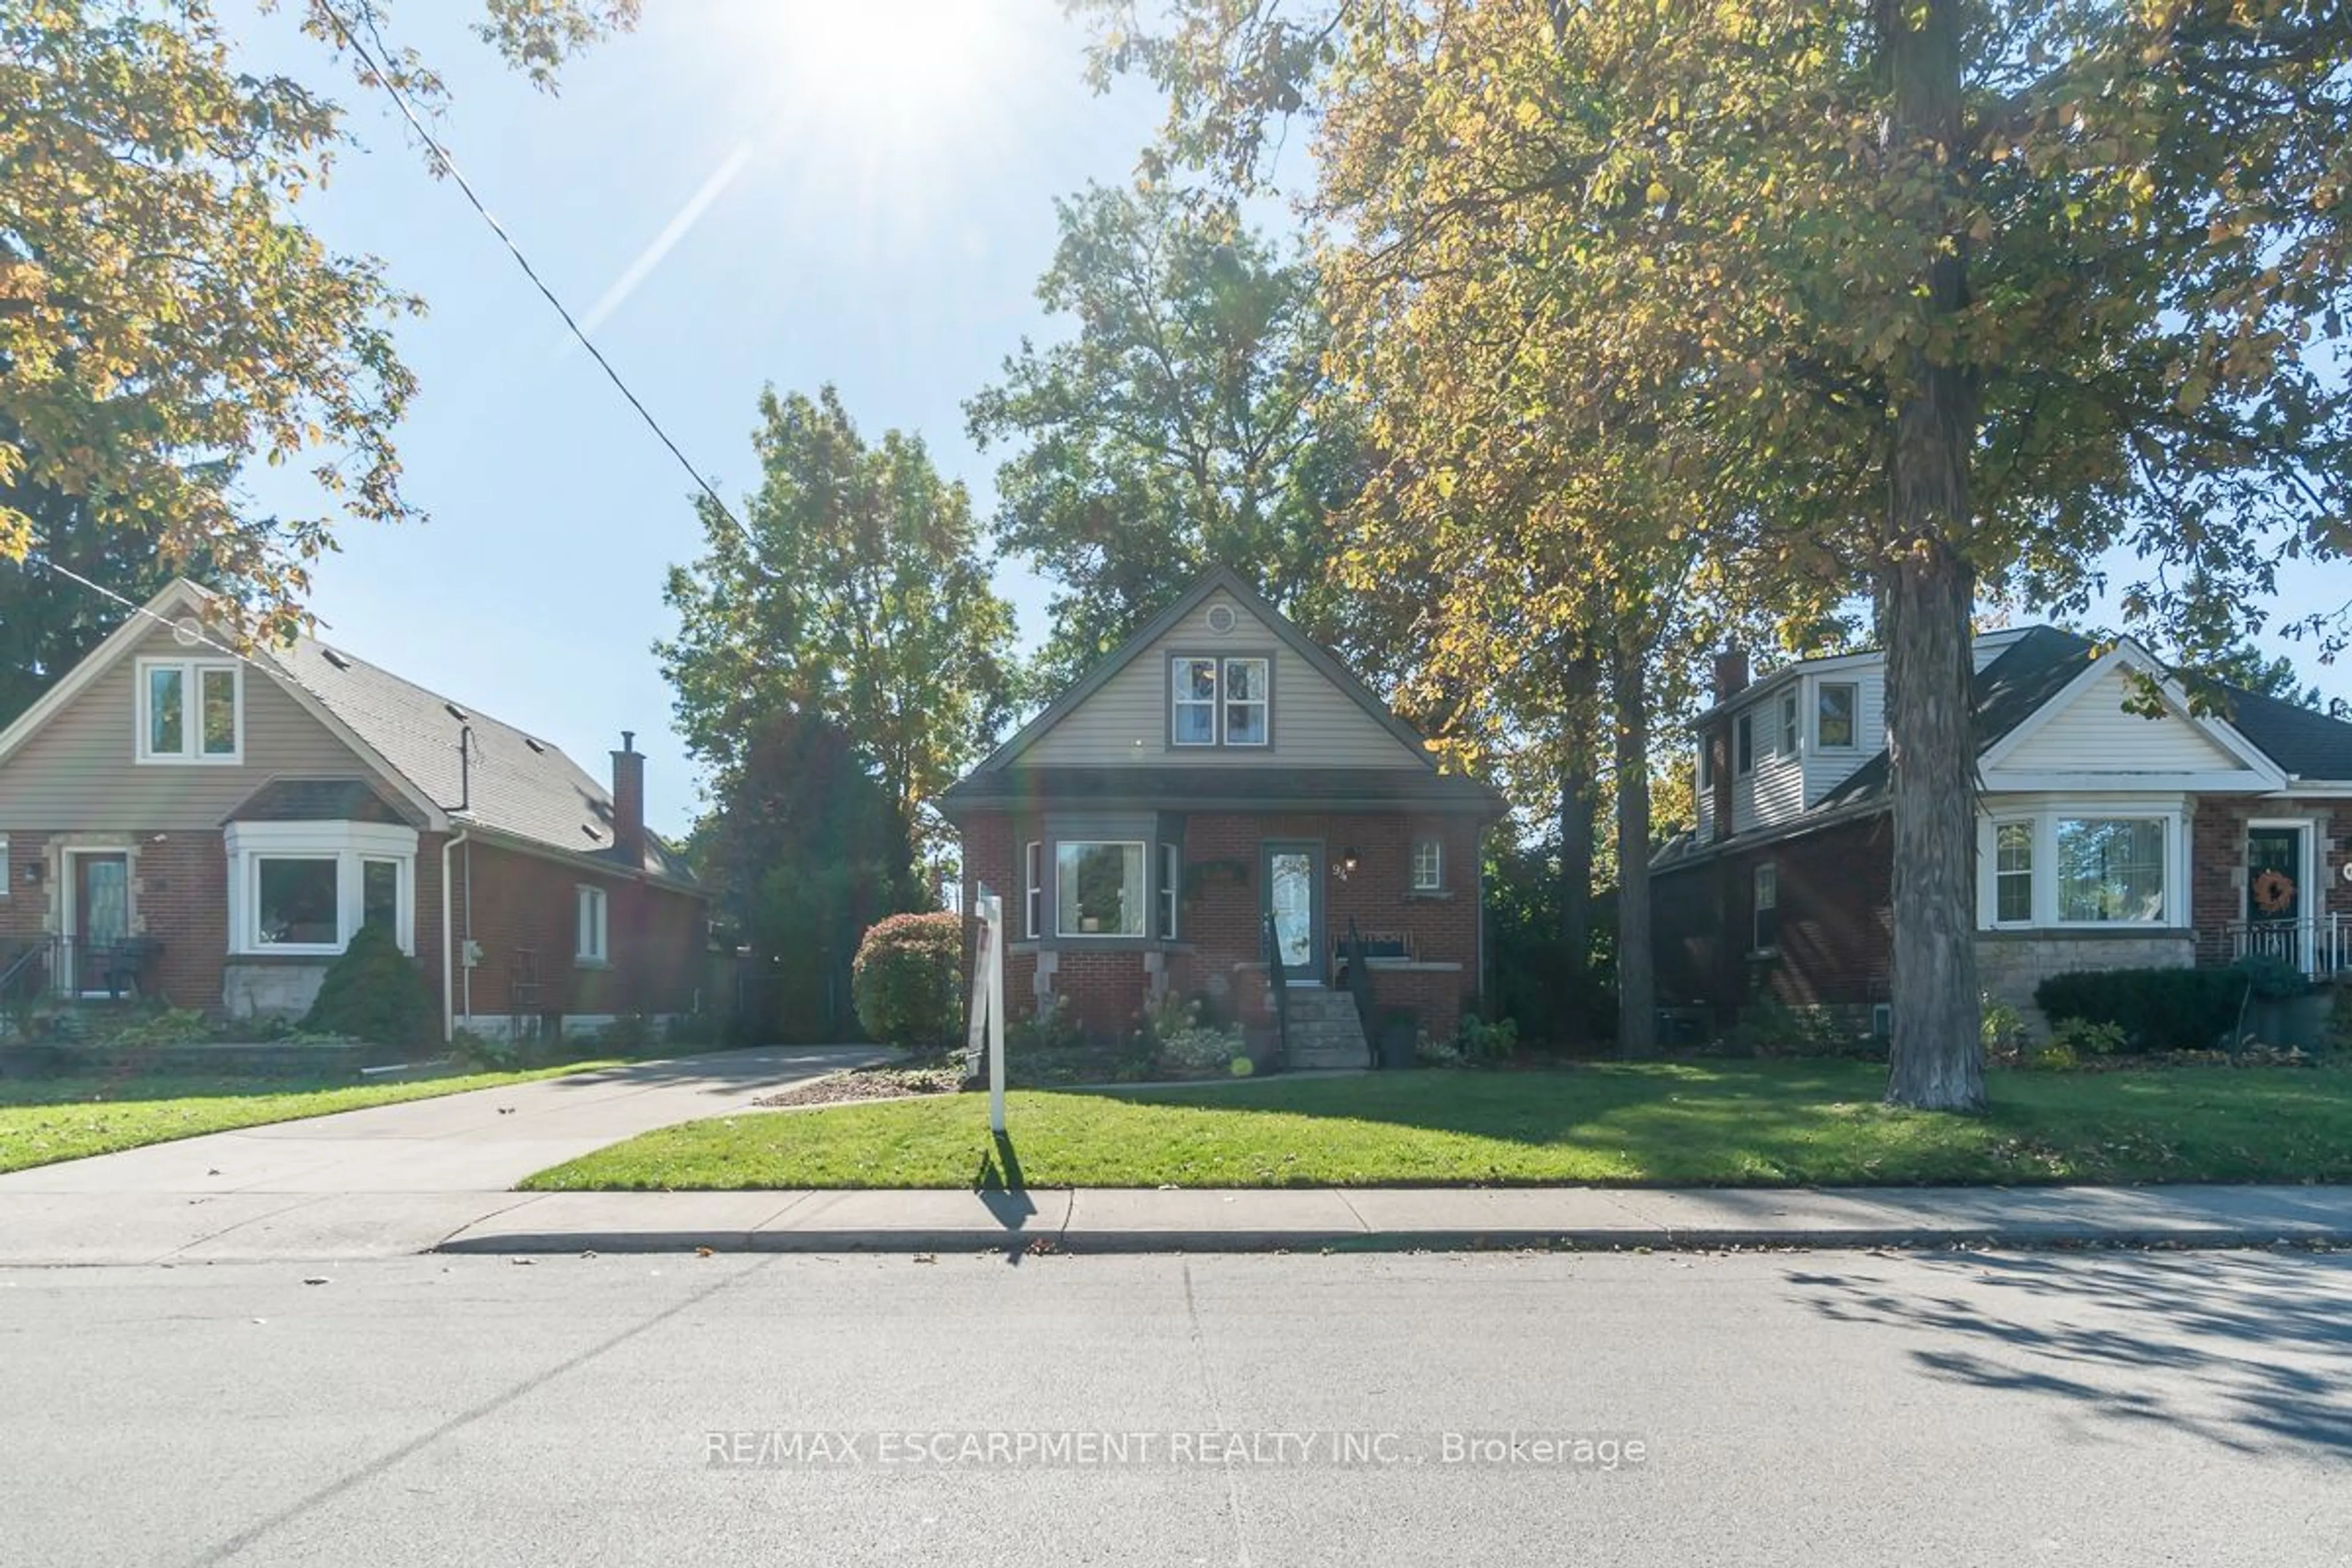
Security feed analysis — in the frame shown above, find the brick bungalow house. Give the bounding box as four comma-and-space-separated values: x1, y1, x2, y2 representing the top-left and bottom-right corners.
937, 568, 1508, 1065
0, 579, 711, 1042
1653, 625, 2352, 1039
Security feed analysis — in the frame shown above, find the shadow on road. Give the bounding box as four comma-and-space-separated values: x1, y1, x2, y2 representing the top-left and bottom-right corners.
1786, 1250, 2352, 1458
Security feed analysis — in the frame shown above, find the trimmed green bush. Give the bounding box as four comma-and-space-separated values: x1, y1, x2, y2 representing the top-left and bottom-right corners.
302, 924, 438, 1048
2032, 966, 2246, 1054
851, 912, 964, 1049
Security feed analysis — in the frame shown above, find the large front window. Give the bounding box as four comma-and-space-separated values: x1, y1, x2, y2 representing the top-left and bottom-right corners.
2056, 818, 2166, 924
139, 659, 240, 763
1057, 841, 1145, 937
227, 823, 417, 954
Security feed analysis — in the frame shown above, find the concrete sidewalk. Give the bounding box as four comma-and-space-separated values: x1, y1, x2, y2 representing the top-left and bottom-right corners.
428, 1183, 2352, 1256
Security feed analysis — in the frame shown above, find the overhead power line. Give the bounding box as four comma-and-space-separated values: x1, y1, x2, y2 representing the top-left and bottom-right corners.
316, 1, 758, 552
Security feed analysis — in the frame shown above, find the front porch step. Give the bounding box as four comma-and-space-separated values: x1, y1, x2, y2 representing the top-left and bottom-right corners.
1280, 989, 1369, 1069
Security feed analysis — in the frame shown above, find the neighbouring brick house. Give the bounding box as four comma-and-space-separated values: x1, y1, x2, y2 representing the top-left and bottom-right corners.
0, 579, 712, 1042
1653, 625, 2352, 1041
937, 568, 1507, 1065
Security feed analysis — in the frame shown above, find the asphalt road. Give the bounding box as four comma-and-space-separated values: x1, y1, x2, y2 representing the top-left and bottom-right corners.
2, 1248, 2346, 1566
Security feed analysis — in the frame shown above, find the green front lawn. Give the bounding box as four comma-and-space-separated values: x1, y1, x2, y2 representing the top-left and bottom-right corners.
521, 1060, 2352, 1191
0, 1063, 619, 1174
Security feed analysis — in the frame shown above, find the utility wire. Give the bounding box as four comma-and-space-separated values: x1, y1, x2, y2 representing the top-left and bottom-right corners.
317, 1, 758, 554
21, 551, 314, 696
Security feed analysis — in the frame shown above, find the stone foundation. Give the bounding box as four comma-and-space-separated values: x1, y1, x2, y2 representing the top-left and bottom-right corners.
1977, 930, 2197, 1038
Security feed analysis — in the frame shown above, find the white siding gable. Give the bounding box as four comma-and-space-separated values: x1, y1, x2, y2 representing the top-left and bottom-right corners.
1021, 590, 1427, 769
1999, 664, 2245, 775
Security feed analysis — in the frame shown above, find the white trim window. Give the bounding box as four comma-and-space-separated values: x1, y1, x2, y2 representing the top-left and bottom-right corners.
1024, 842, 1043, 940
1777, 690, 1800, 757
1817, 682, 1858, 748
576, 884, 610, 964
1158, 843, 1180, 940
138, 658, 241, 763
224, 822, 417, 955
2056, 817, 2166, 924
1735, 713, 1755, 775
1752, 862, 1779, 952
1697, 736, 1713, 790
1170, 655, 1271, 747
0, 834, 9, 899
1056, 841, 1145, 937
1411, 837, 1444, 892
1993, 821, 2034, 925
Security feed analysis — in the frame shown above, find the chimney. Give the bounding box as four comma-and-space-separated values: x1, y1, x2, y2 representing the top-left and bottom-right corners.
611, 731, 646, 867
1711, 647, 1750, 703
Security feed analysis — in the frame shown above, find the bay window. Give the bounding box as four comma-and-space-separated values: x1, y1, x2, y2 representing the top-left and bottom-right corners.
1993, 821, 2034, 925
139, 658, 241, 763
225, 822, 417, 955
2056, 818, 2166, 924
1057, 841, 1145, 937
1978, 807, 2179, 929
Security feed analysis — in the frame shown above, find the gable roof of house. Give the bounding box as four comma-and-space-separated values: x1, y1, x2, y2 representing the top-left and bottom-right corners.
939, 566, 1507, 818
0, 579, 695, 886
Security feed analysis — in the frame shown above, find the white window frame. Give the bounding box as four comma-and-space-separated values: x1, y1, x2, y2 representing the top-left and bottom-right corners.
1169, 654, 1272, 748
1752, 862, 1779, 953
576, 884, 610, 965
1817, 682, 1859, 749
135, 657, 244, 764
1697, 736, 1713, 790
1777, 690, 1800, 757
0, 835, 9, 899
1158, 843, 1180, 940
1023, 841, 1043, 940
224, 821, 417, 956
1991, 819, 2034, 927
1411, 837, 1444, 892
1055, 840, 1147, 938
1735, 713, 1755, 775
1973, 801, 2187, 930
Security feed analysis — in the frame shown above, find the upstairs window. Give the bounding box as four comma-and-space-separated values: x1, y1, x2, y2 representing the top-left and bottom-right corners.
1170, 655, 1271, 747
1697, 736, 1713, 790
1777, 690, 1800, 756
1735, 714, 1755, 775
1817, 682, 1858, 748
139, 659, 241, 763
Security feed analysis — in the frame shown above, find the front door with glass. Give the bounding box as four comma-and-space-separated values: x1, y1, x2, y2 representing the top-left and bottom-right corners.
1261, 842, 1323, 984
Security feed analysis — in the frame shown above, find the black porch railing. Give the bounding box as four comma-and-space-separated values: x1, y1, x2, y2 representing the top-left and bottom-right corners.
1261, 911, 1288, 1069
0, 936, 164, 1011
1341, 918, 1378, 1061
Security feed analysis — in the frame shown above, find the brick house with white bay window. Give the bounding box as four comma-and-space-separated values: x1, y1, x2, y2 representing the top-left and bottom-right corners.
0, 579, 710, 1041
1653, 626, 2352, 1041
937, 568, 1507, 1064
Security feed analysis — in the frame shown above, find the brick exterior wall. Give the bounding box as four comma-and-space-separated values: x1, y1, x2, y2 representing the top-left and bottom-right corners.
0, 825, 705, 1036
2190, 795, 2352, 960
960, 808, 1487, 1044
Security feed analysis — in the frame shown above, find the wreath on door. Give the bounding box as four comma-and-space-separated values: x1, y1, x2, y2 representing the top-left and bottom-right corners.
2252, 867, 2297, 914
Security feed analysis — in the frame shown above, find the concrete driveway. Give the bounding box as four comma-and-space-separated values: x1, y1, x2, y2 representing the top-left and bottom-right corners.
0, 1045, 883, 1265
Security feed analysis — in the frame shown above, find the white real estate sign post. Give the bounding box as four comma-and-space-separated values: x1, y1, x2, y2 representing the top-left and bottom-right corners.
967, 888, 1006, 1135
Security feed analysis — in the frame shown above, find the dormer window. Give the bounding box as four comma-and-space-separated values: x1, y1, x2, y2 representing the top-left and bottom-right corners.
138, 658, 241, 763
1170, 655, 1270, 748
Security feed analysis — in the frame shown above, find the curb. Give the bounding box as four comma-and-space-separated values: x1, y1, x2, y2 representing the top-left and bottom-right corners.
432, 1224, 2352, 1256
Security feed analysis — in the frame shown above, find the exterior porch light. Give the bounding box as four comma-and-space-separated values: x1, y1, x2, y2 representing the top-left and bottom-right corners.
1338, 846, 1362, 878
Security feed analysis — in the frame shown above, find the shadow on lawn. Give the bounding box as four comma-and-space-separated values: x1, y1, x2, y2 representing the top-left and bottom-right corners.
1786, 1250, 2352, 1459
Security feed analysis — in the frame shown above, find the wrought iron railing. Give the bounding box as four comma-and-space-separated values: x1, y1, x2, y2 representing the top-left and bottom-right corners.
1342, 917, 1377, 1058
1261, 911, 1288, 1069
2218, 914, 2350, 979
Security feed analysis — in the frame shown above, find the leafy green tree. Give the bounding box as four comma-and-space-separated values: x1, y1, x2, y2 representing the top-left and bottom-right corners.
1081, 0, 2352, 1110
967, 182, 1363, 682
660, 386, 1019, 881
0, 0, 633, 631
2191, 641, 2328, 712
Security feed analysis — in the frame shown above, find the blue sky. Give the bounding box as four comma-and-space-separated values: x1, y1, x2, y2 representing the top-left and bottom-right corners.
214, 1, 2349, 839
227, 1, 1166, 835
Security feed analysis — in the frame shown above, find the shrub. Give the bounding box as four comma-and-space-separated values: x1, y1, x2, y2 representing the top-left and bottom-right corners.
2232, 953, 2308, 1001
1455, 1014, 1520, 1063
2032, 967, 2246, 1054
1157, 1023, 1246, 1074
1005, 993, 1083, 1056
1981, 996, 2029, 1065
1415, 1033, 1466, 1069
851, 912, 964, 1049
450, 1027, 518, 1070
2045, 1016, 2128, 1058
2026, 1041, 2079, 1071
96, 1006, 215, 1047
302, 924, 437, 1048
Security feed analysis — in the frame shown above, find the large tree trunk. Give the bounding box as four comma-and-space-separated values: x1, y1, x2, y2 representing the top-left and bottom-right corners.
1879, 0, 1986, 1112
1555, 654, 1600, 1037
1610, 638, 1656, 1058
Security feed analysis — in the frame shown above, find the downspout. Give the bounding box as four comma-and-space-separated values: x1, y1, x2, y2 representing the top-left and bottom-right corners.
442, 827, 470, 1043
